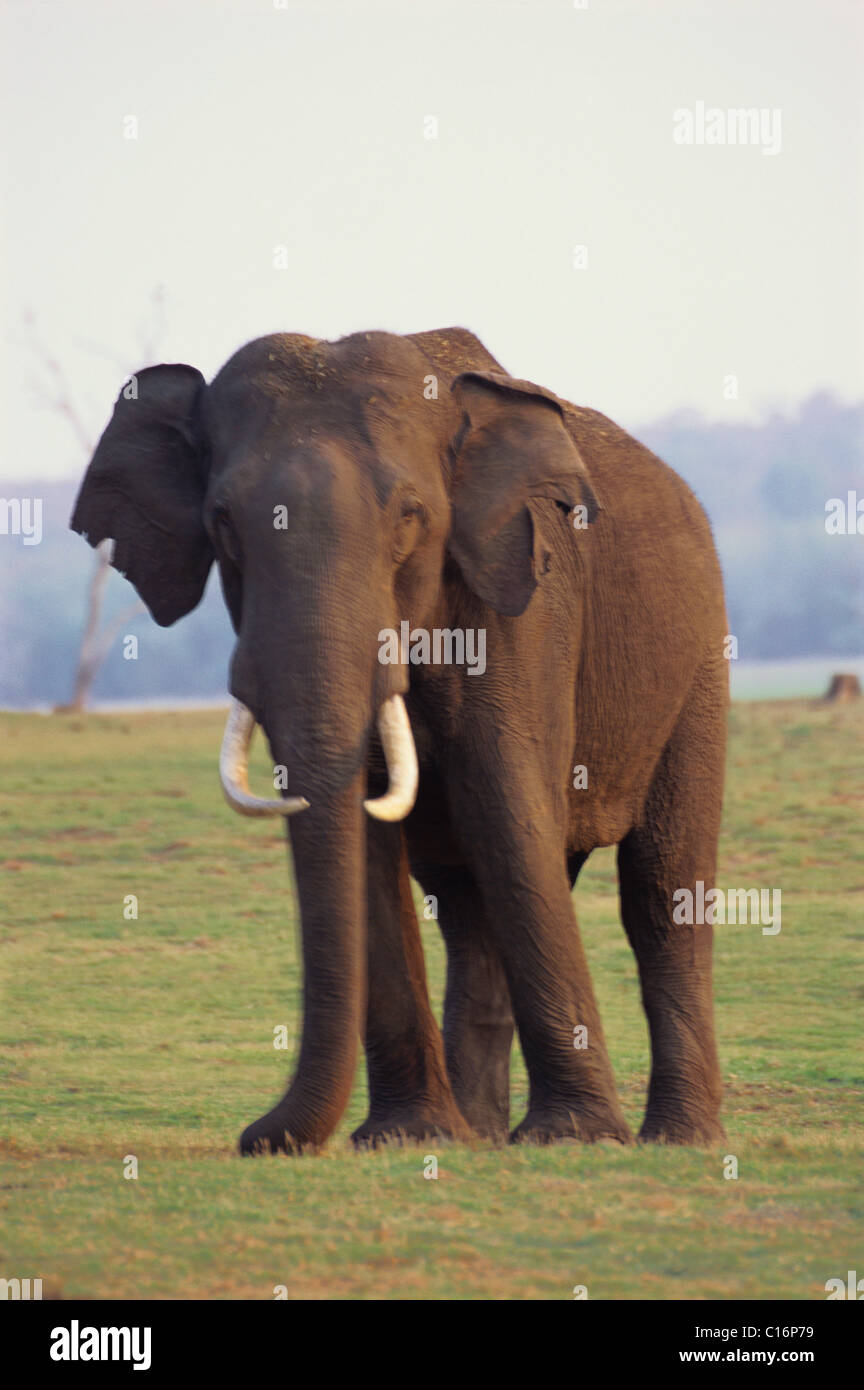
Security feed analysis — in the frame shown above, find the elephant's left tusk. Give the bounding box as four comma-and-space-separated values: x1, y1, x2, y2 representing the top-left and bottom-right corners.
364, 695, 419, 822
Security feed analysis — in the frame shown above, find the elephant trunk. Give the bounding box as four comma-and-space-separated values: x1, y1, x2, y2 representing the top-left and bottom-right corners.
233, 655, 416, 1152
229, 539, 412, 1152
238, 775, 368, 1153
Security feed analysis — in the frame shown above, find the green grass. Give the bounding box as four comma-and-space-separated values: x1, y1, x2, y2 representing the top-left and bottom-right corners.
0, 701, 861, 1299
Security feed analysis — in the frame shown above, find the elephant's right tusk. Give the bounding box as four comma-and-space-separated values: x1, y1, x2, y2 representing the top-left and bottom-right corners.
219, 698, 310, 817
364, 695, 419, 822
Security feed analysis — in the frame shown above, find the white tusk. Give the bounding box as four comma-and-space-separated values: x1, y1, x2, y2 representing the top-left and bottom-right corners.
219, 698, 310, 818
364, 695, 419, 822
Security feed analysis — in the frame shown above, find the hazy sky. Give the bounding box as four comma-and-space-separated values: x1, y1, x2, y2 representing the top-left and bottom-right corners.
2, 0, 862, 481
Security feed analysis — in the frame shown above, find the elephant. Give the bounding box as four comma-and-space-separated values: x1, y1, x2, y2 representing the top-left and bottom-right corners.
71, 326, 728, 1154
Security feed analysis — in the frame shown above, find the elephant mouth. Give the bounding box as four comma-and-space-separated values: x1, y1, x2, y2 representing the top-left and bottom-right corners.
218, 694, 418, 822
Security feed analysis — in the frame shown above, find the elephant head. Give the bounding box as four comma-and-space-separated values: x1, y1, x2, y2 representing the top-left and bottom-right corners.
71, 328, 600, 1150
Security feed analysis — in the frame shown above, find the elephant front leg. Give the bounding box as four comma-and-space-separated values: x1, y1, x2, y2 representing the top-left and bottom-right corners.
451, 778, 632, 1146
352, 823, 470, 1148
414, 864, 514, 1143
504, 898, 632, 1146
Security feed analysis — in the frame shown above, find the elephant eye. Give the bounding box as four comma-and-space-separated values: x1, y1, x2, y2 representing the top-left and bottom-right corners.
393, 498, 424, 563
399, 497, 424, 525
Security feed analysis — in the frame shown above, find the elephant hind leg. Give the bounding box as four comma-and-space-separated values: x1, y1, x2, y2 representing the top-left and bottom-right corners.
414, 864, 515, 1143
617, 658, 727, 1145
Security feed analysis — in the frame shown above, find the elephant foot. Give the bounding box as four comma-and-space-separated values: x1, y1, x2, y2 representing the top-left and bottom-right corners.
454, 1106, 510, 1146
351, 1100, 473, 1150
239, 1109, 314, 1156
510, 1105, 633, 1147
639, 1110, 726, 1146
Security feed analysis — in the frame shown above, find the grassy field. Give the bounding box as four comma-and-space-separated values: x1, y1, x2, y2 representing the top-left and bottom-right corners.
0, 701, 861, 1300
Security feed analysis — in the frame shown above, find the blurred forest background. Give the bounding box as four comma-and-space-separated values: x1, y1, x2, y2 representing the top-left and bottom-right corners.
1, 388, 861, 708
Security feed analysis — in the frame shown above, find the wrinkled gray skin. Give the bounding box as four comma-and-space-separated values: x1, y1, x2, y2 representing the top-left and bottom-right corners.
72, 327, 728, 1154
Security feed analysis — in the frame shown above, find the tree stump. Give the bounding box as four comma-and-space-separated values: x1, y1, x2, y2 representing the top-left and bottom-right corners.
822, 673, 862, 703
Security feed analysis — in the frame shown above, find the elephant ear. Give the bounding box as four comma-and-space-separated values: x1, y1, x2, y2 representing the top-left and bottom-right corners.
70, 364, 214, 627
448, 371, 601, 617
